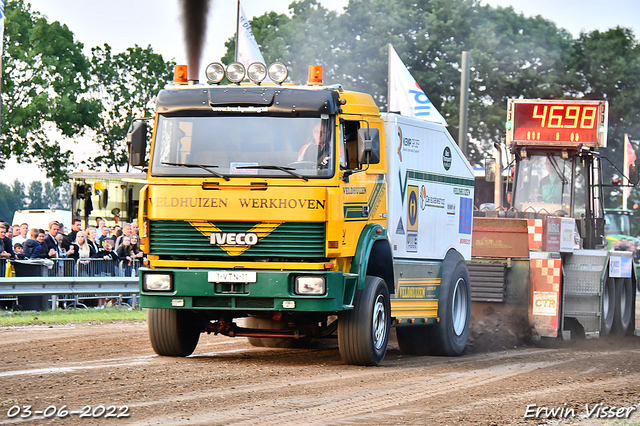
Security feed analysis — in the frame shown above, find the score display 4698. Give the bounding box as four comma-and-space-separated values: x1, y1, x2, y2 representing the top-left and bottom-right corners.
508, 100, 607, 145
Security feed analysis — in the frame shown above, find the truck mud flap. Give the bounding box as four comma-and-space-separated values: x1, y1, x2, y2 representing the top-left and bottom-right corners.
468, 262, 507, 303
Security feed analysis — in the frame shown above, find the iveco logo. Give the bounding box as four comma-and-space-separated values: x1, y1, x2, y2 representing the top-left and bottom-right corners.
210, 232, 259, 245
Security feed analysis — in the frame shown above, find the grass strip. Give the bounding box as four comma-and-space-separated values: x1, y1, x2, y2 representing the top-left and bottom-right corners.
0, 308, 147, 326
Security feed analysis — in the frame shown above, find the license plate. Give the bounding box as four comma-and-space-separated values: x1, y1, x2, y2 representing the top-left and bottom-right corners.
208, 270, 257, 283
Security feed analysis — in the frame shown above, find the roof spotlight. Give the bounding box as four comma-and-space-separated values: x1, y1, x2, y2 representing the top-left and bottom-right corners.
268, 62, 288, 85
226, 62, 246, 84
205, 62, 225, 84
247, 62, 267, 84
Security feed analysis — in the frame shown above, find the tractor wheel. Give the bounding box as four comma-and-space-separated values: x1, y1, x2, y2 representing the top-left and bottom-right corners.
148, 308, 200, 357
601, 273, 615, 336
612, 277, 634, 336
338, 276, 391, 366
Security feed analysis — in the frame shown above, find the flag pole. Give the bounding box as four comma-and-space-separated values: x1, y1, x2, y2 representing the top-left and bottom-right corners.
387, 44, 392, 112
624, 133, 629, 209
235, 0, 240, 62
458, 51, 470, 157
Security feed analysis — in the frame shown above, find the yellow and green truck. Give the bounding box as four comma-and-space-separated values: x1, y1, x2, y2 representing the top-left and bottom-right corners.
128, 62, 475, 365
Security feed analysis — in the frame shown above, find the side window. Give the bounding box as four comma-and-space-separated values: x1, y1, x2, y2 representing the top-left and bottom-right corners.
342, 120, 360, 169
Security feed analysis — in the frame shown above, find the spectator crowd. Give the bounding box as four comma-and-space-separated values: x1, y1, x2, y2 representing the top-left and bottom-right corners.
0, 217, 144, 265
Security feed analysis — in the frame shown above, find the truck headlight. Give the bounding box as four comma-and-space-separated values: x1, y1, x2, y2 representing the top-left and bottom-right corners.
247, 62, 267, 84
226, 62, 245, 84
205, 62, 225, 84
143, 273, 173, 292
295, 276, 326, 295
268, 62, 288, 84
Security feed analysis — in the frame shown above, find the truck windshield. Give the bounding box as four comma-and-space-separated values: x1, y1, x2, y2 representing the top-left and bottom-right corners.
150, 115, 335, 178
513, 154, 575, 214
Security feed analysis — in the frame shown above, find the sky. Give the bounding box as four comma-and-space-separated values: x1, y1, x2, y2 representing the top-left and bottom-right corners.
2, 0, 639, 186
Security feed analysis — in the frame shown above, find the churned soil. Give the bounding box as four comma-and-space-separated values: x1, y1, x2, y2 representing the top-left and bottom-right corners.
0, 321, 638, 425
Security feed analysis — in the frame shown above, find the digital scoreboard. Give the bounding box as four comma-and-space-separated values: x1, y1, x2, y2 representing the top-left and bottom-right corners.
506, 99, 608, 148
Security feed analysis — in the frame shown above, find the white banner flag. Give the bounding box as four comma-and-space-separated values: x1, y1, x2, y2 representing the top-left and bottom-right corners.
388, 44, 447, 125
237, 3, 266, 68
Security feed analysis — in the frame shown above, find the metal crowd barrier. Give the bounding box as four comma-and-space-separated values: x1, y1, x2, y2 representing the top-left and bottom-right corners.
40, 258, 143, 278
0, 258, 143, 310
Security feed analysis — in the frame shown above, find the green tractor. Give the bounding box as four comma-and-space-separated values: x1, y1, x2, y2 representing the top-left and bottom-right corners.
605, 209, 640, 276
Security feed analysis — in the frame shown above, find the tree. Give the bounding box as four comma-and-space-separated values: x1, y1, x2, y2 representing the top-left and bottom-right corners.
10, 179, 26, 211
27, 181, 45, 209
570, 27, 640, 208
0, 179, 26, 222
43, 182, 61, 209
1, 0, 100, 184
0, 184, 16, 222
87, 44, 175, 172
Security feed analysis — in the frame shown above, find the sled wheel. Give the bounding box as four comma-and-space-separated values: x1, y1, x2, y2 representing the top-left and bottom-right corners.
148, 308, 200, 357
612, 277, 634, 336
601, 272, 615, 336
338, 276, 390, 366
429, 261, 471, 356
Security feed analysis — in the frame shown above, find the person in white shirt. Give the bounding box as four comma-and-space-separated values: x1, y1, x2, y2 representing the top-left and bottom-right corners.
12, 223, 29, 245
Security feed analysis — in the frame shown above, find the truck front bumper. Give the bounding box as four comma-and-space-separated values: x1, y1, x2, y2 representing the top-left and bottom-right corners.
139, 268, 358, 312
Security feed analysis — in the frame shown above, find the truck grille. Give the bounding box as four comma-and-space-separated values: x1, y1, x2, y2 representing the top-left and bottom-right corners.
149, 220, 326, 258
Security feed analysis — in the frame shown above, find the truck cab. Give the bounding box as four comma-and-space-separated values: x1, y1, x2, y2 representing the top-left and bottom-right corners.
129, 63, 474, 365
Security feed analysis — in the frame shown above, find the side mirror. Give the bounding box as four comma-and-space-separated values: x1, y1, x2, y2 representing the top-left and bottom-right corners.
485, 158, 496, 182
357, 127, 380, 164
127, 120, 148, 167
629, 163, 638, 186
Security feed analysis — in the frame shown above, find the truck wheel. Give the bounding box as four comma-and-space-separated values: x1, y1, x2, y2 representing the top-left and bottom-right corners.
148, 308, 200, 357
338, 276, 390, 366
429, 261, 471, 356
601, 273, 615, 336
612, 278, 634, 336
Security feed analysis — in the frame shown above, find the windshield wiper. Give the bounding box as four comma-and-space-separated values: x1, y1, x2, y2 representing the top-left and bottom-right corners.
162, 162, 230, 181
235, 165, 309, 181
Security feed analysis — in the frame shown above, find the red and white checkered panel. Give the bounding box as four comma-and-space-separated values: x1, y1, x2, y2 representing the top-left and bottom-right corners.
527, 219, 543, 250
533, 258, 562, 288
530, 257, 562, 338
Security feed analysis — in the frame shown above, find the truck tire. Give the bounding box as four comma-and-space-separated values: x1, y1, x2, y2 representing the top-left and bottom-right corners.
612, 278, 634, 336
601, 273, 615, 336
338, 276, 390, 366
429, 261, 471, 356
148, 308, 200, 357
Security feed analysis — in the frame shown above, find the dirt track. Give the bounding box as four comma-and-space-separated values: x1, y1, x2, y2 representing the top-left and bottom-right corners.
0, 321, 638, 426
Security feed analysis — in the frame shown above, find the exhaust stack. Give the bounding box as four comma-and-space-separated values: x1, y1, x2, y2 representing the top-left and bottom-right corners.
180, 0, 211, 83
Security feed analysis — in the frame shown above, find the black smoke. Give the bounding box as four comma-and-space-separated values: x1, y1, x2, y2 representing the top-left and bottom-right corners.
180, 0, 211, 81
